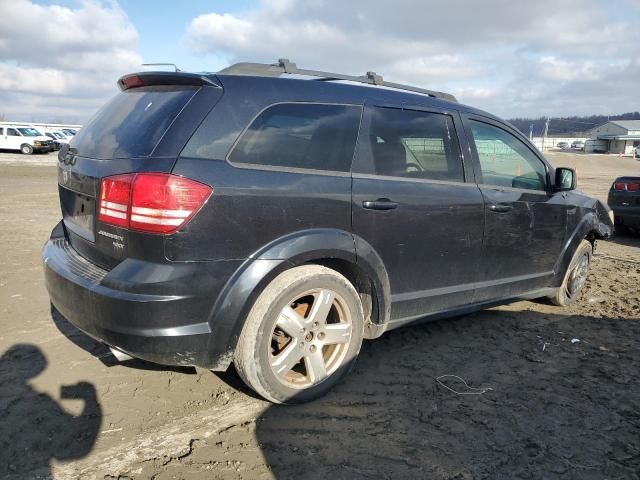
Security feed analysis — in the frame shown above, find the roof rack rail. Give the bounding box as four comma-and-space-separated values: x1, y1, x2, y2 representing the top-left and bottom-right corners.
218, 58, 457, 103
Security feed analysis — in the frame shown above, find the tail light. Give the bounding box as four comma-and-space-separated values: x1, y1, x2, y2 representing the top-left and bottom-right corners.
98, 173, 212, 234
613, 182, 640, 192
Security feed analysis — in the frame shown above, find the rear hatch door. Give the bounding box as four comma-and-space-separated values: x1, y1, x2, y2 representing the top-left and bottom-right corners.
58, 73, 222, 268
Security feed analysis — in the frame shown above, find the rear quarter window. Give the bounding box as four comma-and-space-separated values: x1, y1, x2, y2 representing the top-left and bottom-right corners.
70, 85, 197, 159
228, 103, 362, 173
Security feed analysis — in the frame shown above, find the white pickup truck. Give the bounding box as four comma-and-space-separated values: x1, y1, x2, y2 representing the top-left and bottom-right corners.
0, 125, 54, 154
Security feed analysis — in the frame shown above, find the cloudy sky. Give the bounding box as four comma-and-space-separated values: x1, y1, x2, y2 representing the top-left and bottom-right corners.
1, 0, 639, 124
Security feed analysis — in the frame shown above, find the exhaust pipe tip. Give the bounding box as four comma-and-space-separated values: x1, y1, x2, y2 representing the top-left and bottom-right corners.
109, 346, 134, 362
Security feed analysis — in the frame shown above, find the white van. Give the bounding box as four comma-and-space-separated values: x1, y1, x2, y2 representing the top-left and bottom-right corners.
0, 125, 54, 154
42, 130, 71, 151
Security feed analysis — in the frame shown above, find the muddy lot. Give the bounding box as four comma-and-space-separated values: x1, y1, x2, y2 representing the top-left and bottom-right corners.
1, 151, 639, 479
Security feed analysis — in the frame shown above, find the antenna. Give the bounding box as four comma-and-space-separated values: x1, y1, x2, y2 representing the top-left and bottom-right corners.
141, 63, 181, 72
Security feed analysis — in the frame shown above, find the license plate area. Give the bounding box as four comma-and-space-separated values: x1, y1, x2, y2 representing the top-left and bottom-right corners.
60, 187, 96, 242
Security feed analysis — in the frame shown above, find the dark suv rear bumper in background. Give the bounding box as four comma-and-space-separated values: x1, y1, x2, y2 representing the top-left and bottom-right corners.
42, 222, 239, 368
612, 206, 640, 228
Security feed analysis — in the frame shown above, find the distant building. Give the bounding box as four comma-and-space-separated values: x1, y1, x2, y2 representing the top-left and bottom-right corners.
587, 120, 640, 154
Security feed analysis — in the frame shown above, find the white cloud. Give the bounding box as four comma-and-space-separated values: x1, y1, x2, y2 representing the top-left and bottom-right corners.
184, 0, 640, 118
0, 0, 142, 123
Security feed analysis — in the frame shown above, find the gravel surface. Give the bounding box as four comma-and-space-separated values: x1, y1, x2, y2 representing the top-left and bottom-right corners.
0, 152, 638, 480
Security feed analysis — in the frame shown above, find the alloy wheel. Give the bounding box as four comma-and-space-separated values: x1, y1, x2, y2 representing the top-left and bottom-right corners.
269, 288, 352, 389
567, 252, 590, 295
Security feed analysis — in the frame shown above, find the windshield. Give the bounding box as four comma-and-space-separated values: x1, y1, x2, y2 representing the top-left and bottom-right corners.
53, 132, 65, 139
17, 128, 41, 137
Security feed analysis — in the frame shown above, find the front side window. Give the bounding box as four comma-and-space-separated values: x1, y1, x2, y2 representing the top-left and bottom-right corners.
366, 108, 464, 182
6, 128, 19, 136
228, 103, 361, 172
469, 120, 547, 191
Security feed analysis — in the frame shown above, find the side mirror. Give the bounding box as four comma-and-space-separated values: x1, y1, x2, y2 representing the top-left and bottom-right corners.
554, 167, 576, 191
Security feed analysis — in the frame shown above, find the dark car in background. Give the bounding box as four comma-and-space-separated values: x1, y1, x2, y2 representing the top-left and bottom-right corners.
609, 176, 640, 233
43, 59, 613, 403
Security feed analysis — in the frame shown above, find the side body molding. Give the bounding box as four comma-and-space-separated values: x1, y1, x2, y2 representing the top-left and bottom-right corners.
204, 229, 391, 370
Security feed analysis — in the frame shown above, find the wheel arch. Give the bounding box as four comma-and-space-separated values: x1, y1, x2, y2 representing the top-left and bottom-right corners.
205, 228, 391, 370
554, 208, 611, 286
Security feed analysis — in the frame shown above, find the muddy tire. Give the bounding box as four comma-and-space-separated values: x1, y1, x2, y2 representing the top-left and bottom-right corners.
549, 240, 593, 306
234, 265, 364, 404
21, 144, 33, 155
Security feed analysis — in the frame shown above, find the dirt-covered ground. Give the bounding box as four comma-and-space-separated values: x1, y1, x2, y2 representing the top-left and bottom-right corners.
0, 151, 639, 480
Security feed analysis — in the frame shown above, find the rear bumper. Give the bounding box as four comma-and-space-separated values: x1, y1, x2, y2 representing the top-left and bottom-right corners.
42, 222, 240, 368
612, 206, 640, 228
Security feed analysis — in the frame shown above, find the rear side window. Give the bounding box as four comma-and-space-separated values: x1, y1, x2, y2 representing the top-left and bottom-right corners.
228, 103, 361, 172
367, 108, 464, 182
70, 86, 197, 159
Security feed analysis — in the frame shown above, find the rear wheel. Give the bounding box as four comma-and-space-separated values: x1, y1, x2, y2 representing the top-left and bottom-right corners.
234, 265, 364, 404
21, 144, 33, 155
549, 240, 592, 306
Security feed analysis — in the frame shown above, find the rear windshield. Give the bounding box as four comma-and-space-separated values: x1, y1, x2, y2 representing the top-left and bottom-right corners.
71, 85, 197, 159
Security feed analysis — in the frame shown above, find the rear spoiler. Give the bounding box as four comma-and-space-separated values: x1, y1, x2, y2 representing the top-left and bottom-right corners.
117, 72, 220, 91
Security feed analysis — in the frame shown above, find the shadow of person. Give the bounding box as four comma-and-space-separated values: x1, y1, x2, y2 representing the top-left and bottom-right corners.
0, 344, 102, 479
252, 310, 640, 479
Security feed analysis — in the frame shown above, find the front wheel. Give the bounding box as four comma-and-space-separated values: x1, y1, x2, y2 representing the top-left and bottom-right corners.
234, 265, 364, 404
549, 240, 593, 306
21, 144, 33, 155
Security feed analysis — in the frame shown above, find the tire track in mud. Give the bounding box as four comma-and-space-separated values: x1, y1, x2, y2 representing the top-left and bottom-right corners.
52, 397, 266, 479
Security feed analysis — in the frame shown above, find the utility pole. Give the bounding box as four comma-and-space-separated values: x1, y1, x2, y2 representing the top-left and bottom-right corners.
542, 118, 550, 152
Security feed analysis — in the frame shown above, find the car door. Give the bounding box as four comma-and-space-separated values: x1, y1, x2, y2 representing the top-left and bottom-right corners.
6, 128, 23, 150
461, 114, 568, 302
351, 105, 485, 324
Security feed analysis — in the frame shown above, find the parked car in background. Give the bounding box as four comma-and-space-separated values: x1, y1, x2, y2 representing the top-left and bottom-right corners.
43, 60, 614, 403
609, 176, 640, 234
571, 140, 585, 150
557, 141, 569, 149
61, 128, 77, 136
43, 130, 71, 151
0, 125, 54, 154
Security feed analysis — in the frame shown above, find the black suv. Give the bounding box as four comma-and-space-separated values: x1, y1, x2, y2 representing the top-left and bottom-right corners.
43, 59, 613, 403
609, 176, 640, 233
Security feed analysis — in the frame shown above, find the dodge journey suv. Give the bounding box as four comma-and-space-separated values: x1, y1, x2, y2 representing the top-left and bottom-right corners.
43, 59, 613, 403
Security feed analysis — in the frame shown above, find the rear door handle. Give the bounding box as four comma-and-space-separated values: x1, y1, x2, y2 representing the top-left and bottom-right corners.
489, 203, 513, 213
362, 198, 399, 210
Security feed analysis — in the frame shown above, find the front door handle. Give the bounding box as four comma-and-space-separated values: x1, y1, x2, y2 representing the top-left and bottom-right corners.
489, 203, 513, 213
362, 198, 399, 210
